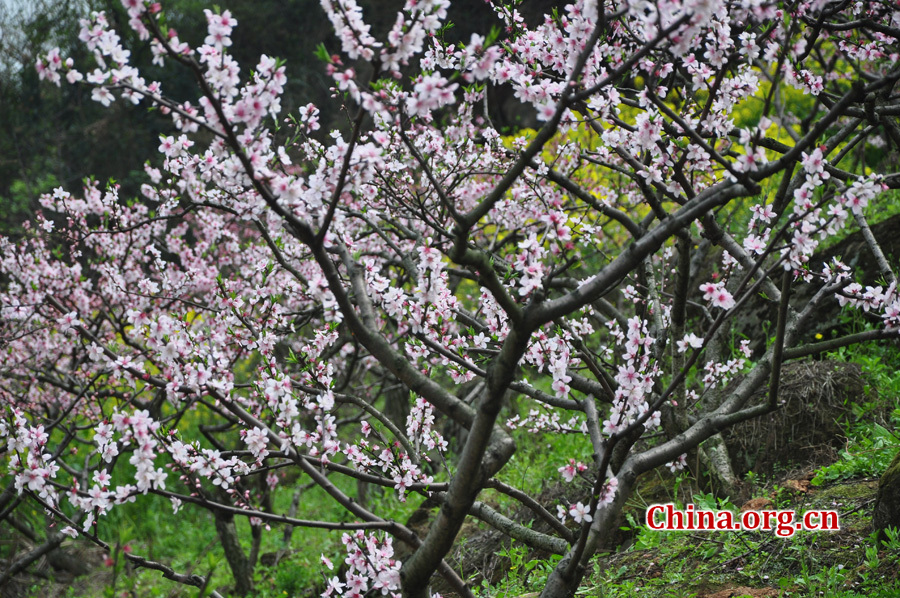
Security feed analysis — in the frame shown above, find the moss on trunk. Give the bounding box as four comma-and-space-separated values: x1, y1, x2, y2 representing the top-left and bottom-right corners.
873, 450, 900, 544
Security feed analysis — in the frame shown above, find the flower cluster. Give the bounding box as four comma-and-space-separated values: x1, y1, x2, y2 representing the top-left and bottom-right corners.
558, 459, 588, 483
406, 398, 448, 454
338, 531, 402, 598
604, 318, 661, 435
344, 436, 435, 501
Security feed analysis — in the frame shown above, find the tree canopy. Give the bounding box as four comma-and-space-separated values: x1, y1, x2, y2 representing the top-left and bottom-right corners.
2, 1, 900, 597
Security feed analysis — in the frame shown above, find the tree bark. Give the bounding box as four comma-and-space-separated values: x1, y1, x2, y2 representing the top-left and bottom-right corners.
699, 433, 744, 501
214, 512, 253, 597
873, 450, 900, 544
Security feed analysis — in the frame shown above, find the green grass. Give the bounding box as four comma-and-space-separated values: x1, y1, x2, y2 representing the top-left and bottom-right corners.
809, 332, 900, 486
811, 413, 900, 486
582, 481, 900, 598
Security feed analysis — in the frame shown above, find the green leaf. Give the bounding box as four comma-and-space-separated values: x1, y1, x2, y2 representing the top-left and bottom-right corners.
314, 43, 331, 63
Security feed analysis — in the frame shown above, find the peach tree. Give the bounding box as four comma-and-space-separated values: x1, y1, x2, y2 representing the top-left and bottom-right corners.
3, 0, 900, 596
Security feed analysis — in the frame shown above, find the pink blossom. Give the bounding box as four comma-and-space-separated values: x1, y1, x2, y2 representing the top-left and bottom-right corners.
700, 282, 735, 310
569, 502, 592, 524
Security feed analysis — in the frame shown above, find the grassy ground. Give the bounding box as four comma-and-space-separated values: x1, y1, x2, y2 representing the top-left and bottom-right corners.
580, 476, 900, 598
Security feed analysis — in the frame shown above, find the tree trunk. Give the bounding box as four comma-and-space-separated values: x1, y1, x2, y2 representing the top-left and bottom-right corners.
214, 512, 253, 596
873, 450, 900, 544
540, 469, 637, 598
699, 433, 745, 502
